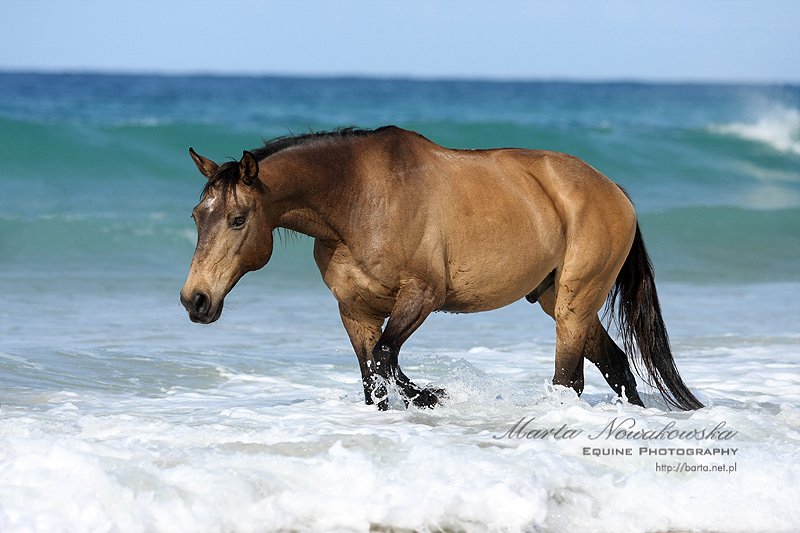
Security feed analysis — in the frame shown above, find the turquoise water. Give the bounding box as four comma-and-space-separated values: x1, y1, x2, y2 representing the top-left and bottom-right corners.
1, 73, 799, 532
1, 74, 798, 282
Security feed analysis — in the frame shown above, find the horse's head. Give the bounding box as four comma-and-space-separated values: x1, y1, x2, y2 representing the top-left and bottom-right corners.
180, 149, 273, 324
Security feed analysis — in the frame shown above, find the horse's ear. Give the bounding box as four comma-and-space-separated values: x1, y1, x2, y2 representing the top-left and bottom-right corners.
189, 148, 218, 180
240, 150, 259, 187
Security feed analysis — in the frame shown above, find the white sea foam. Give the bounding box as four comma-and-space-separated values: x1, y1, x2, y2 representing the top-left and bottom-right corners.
712, 105, 800, 155
2, 360, 799, 532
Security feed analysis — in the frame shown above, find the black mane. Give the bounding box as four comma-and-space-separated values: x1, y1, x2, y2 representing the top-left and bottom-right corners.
201, 126, 391, 199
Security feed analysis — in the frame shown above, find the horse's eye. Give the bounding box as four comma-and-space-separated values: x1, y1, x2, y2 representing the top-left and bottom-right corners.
231, 216, 246, 228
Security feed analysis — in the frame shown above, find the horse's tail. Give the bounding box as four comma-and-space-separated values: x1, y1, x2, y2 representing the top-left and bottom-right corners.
607, 224, 704, 410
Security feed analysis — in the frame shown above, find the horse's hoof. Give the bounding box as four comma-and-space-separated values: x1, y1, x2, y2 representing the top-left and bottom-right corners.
411, 387, 445, 409
428, 387, 447, 398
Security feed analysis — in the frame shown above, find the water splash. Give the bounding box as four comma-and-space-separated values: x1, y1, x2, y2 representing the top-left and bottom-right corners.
711, 105, 800, 155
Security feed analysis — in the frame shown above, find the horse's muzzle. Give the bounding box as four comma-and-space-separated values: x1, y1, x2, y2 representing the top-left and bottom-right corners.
180, 289, 223, 324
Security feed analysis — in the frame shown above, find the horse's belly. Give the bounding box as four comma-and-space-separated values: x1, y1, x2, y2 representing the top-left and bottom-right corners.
432, 163, 564, 313
440, 251, 556, 313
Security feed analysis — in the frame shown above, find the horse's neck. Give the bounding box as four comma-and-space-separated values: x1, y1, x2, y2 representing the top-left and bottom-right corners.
268, 147, 350, 242
276, 207, 340, 241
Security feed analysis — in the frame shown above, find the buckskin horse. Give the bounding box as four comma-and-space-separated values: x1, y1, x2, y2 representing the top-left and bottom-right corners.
180, 126, 703, 411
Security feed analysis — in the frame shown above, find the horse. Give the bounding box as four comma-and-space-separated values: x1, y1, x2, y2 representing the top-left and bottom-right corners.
180, 126, 703, 411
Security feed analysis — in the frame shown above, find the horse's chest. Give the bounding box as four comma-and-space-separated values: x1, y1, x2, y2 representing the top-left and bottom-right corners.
314, 241, 396, 315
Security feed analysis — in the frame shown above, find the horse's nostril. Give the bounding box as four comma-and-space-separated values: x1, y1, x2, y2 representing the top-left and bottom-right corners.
192, 291, 209, 313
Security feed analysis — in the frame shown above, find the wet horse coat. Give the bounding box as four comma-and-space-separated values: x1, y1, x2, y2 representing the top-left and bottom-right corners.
181, 126, 703, 411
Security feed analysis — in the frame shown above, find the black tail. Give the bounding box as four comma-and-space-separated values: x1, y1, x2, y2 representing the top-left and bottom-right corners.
607, 224, 704, 410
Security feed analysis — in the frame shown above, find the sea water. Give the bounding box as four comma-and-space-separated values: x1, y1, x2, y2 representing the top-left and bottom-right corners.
1, 73, 799, 532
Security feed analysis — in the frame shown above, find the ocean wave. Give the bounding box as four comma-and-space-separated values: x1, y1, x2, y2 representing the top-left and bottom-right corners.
640, 206, 800, 282
710, 105, 800, 155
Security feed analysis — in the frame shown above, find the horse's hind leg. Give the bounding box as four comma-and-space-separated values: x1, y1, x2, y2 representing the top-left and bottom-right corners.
583, 317, 644, 406
537, 285, 586, 395
537, 275, 643, 406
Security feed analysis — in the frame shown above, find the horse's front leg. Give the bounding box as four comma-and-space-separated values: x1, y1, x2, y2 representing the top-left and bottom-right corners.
372, 278, 445, 409
338, 304, 386, 407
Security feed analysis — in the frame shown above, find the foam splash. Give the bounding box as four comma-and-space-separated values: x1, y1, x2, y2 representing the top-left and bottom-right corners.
712, 105, 800, 155
2, 368, 799, 533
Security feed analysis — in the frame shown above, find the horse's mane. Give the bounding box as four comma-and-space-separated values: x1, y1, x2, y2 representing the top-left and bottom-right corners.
201, 126, 391, 199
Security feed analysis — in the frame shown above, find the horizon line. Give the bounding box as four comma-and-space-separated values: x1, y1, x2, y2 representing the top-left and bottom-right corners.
2, 68, 799, 87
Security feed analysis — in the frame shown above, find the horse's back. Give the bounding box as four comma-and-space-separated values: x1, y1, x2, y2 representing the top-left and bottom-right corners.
384, 129, 632, 224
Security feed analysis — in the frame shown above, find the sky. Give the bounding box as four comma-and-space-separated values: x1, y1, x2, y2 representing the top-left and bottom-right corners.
1, 0, 798, 83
